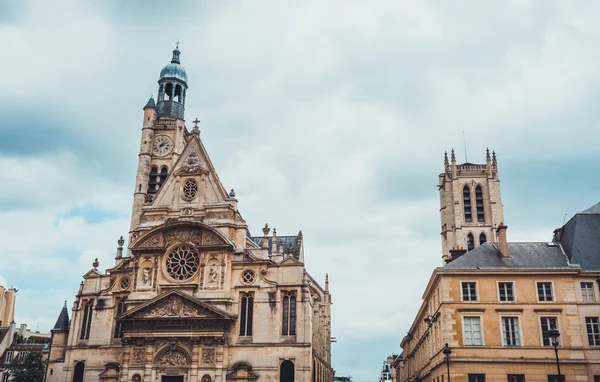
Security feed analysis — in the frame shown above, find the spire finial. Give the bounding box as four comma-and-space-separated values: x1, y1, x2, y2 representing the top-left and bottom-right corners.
116, 236, 124, 259
444, 151, 449, 167
192, 118, 200, 135
325, 273, 330, 293
176, 38, 180, 50
92, 258, 99, 270
450, 148, 456, 163
171, 42, 181, 64
492, 150, 497, 166
486, 147, 491, 161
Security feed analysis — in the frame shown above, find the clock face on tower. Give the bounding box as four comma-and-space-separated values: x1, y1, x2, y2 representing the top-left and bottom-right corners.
152, 135, 173, 156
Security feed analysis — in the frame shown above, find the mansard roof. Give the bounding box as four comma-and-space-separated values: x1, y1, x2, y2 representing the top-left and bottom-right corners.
557, 202, 600, 271
442, 242, 576, 270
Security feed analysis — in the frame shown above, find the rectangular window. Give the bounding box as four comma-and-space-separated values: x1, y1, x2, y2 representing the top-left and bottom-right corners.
239, 292, 254, 336
508, 375, 525, 382
5, 351, 13, 363
463, 316, 482, 346
586, 317, 600, 346
540, 316, 559, 346
547, 376, 565, 382
582, 282, 595, 302
594, 376, 600, 382
502, 317, 521, 346
498, 282, 515, 302
462, 282, 477, 301
16, 351, 25, 361
537, 282, 554, 302
282, 291, 297, 336
2, 373, 9, 382
468, 374, 485, 382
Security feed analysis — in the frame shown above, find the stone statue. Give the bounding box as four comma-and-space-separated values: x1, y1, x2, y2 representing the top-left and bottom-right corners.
142, 267, 152, 285
208, 264, 218, 284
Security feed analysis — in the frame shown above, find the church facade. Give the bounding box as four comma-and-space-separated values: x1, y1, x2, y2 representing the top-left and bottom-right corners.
46, 47, 333, 382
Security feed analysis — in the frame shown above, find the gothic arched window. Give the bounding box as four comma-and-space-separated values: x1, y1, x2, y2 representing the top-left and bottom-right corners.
280, 360, 295, 382
479, 233, 487, 246
476, 185, 485, 222
463, 186, 472, 222
79, 301, 93, 340
158, 167, 168, 188
467, 234, 474, 251
148, 167, 159, 195
73, 362, 85, 382
113, 299, 126, 339
282, 292, 297, 336
239, 293, 254, 336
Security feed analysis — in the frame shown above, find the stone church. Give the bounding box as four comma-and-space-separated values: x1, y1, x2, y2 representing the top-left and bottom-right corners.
46, 46, 333, 382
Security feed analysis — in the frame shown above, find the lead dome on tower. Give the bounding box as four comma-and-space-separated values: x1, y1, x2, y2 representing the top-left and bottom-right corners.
159, 47, 188, 83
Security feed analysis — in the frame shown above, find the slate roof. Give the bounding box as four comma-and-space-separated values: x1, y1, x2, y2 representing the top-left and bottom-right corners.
442, 242, 576, 270
557, 202, 600, 271
250, 236, 301, 259
52, 302, 70, 331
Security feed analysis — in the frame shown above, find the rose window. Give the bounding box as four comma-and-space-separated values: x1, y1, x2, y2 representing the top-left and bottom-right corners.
165, 245, 200, 281
182, 179, 198, 201
119, 277, 130, 290
241, 269, 256, 285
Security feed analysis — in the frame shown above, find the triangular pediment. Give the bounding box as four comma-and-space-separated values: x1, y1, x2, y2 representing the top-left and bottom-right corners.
279, 256, 303, 266
150, 135, 230, 209
118, 290, 235, 321
82, 269, 103, 278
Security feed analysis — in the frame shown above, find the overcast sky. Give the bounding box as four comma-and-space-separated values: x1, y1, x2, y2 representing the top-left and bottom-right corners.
1, 0, 600, 380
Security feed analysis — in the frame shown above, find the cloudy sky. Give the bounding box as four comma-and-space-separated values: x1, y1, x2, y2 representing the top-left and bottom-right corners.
1, 0, 600, 379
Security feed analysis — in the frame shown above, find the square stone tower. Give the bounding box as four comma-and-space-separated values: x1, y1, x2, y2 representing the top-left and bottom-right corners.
438, 149, 504, 262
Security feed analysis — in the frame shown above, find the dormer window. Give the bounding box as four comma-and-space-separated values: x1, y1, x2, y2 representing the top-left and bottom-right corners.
463, 186, 472, 222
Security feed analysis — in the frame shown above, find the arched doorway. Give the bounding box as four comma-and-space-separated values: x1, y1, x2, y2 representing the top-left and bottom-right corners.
280, 360, 294, 382
201, 375, 212, 382
73, 362, 85, 382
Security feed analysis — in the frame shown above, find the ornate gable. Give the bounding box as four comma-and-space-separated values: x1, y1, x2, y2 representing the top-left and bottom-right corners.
118, 290, 235, 321
131, 222, 234, 251
149, 135, 230, 210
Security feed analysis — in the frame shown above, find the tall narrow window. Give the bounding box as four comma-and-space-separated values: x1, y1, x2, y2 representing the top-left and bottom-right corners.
461, 282, 477, 301
79, 301, 93, 340
239, 292, 254, 336
498, 282, 515, 302
463, 186, 472, 222
586, 317, 600, 346
158, 167, 168, 188
5, 351, 13, 363
501, 317, 521, 346
463, 316, 482, 346
467, 234, 474, 251
540, 317, 559, 346
475, 186, 485, 222
282, 292, 297, 336
479, 233, 487, 246
582, 282, 595, 302
147, 167, 159, 195
537, 282, 554, 302
507, 375, 525, 382
113, 299, 126, 339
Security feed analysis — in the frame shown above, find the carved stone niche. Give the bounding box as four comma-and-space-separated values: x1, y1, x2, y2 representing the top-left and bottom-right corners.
155, 347, 190, 367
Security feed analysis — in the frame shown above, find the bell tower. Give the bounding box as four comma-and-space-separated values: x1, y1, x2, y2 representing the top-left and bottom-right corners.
129, 45, 190, 232
438, 149, 505, 262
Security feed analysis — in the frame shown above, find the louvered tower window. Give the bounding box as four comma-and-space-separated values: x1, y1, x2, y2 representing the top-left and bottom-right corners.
467, 233, 474, 251
463, 186, 472, 222
148, 167, 159, 194
479, 233, 487, 246
476, 186, 485, 222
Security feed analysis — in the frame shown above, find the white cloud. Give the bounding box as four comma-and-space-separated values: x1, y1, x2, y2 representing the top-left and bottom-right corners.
2, 0, 600, 379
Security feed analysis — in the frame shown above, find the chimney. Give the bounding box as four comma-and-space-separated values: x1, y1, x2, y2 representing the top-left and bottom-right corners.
497, 223, 509, 257
448, 246, 467, 262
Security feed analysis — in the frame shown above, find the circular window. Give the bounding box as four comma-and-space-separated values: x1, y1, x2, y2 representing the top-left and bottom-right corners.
165, 245, 200, 281
119, 277, 130, 290
182, 179, 198, 201
241, 269, 256, 285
